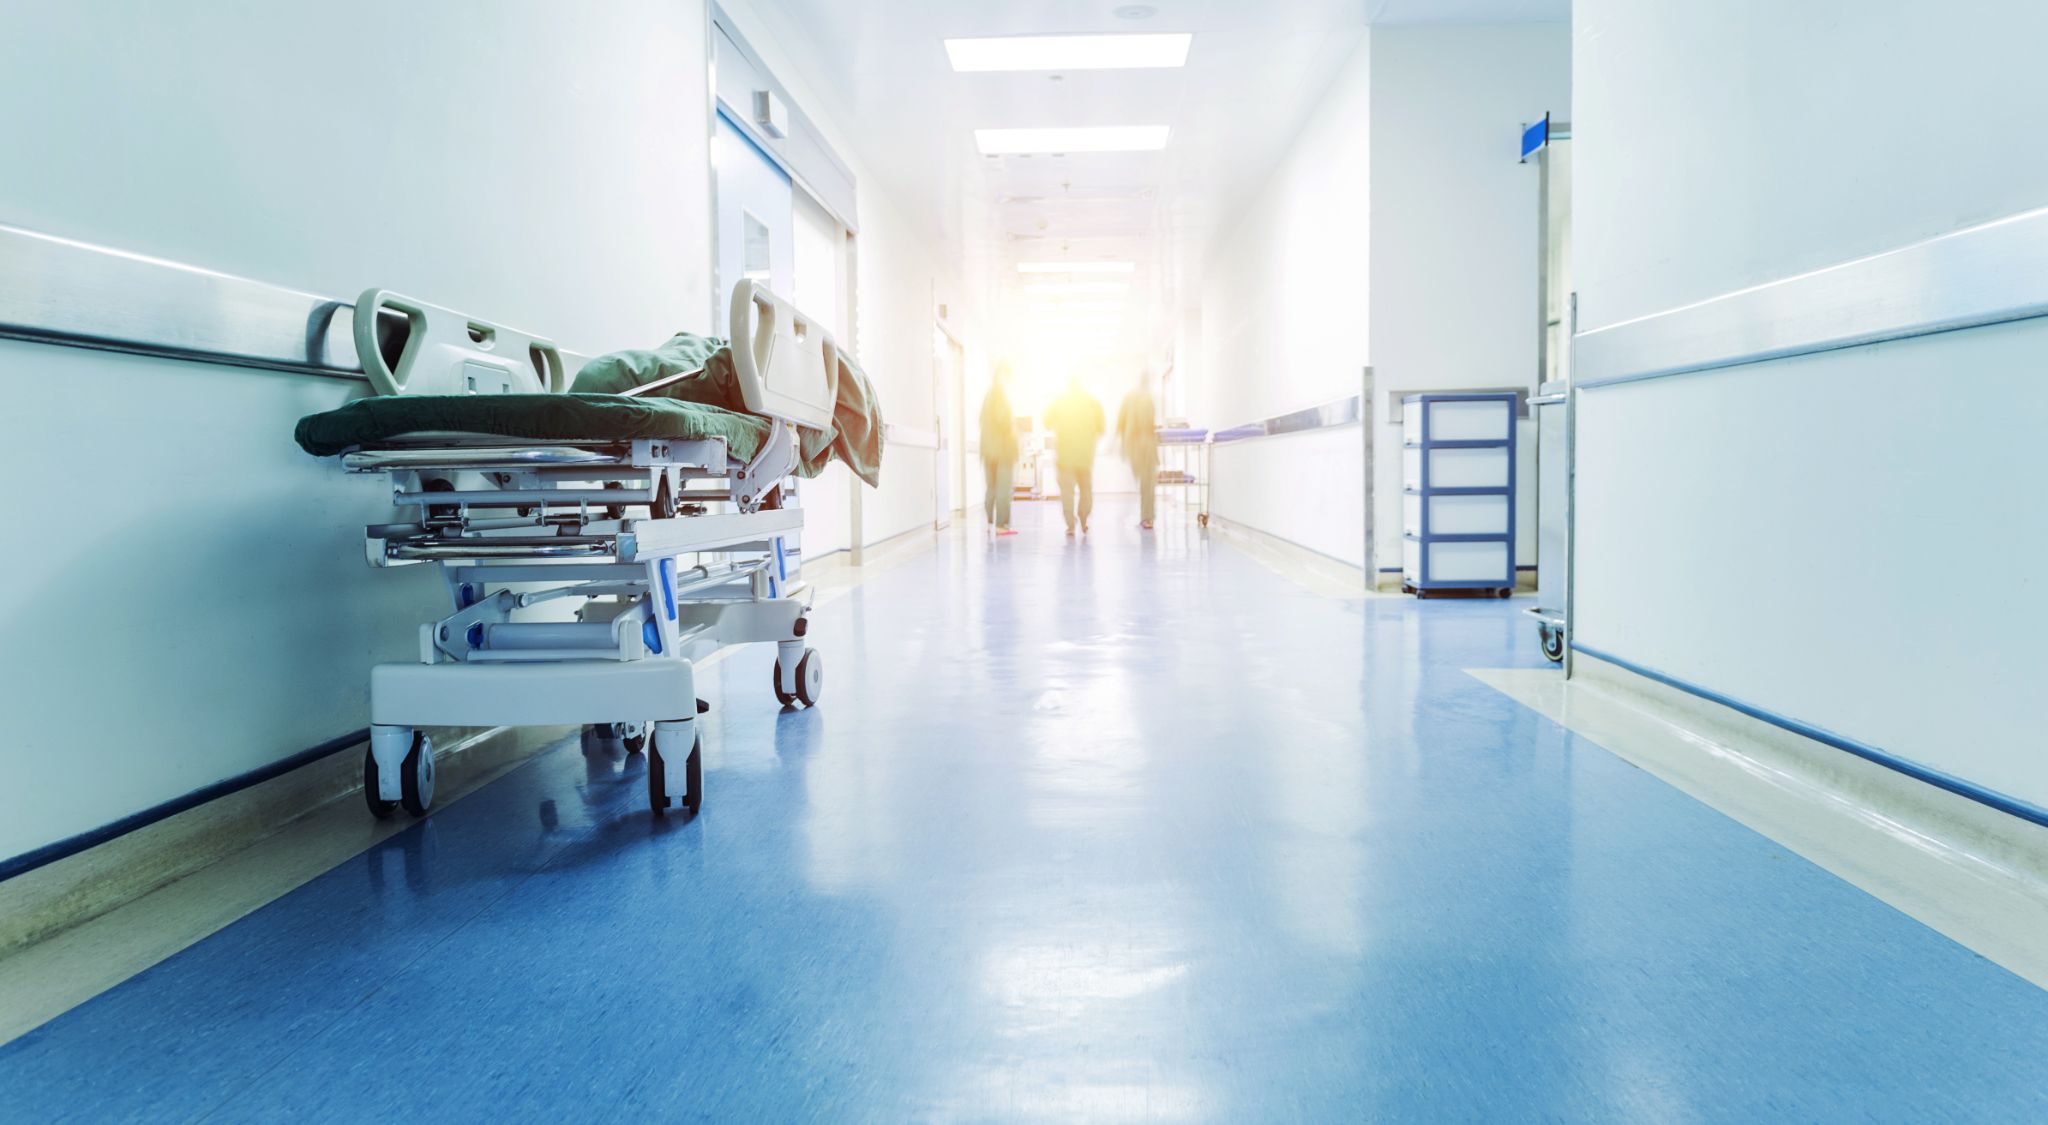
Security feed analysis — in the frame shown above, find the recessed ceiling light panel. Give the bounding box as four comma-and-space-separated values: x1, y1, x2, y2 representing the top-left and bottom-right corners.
975, 126, 1171, 155
945, 33, 1191, 72
1024, 281, 1131, 295
1017, 261, 1137, 274
1030, 300, 1126, 314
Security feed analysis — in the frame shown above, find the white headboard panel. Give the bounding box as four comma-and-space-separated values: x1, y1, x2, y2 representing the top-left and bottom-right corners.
353, 288, 565, 397
728, 280, 839, 430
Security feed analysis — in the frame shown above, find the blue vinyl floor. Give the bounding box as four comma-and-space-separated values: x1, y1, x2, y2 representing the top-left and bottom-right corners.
7, 498, 2048, 1121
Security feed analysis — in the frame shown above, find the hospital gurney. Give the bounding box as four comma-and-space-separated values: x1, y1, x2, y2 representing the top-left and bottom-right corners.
299, 281, 856, 820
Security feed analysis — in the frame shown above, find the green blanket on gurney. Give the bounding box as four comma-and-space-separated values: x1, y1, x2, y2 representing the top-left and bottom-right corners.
294, 333, 885, 486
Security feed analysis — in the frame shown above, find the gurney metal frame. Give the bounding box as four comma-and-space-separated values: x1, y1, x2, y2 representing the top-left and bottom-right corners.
332, 280, 844, 819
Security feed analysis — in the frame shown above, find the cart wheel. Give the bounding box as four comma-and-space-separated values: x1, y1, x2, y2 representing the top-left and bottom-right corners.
652, 472, 678, 520
620, 722, 648, 755
422, 477, 457, 521
1540, 624, 1566, 664
795, 648, 823, 708
773, 660, 797, 707
399, 732, 435, 817
363, 746, 397, 819
647, 733, 703, 815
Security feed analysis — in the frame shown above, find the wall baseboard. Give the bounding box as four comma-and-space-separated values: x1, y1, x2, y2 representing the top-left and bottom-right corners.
1208, 516, 1374, 598
861, 522, 940, 556
1476, 654, 2048, 989
804, 523, 934, 585
1571, 650, 2048, 882
0, 724, 564, 958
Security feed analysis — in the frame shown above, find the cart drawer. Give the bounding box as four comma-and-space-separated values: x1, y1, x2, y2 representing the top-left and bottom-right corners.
1424, 398, 1513, 441
1420, 493, 1508, 536
1425, 446, 1509, 489
1420, 540, 1510, 584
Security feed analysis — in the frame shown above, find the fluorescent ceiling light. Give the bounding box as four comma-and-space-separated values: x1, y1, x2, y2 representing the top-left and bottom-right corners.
1045, 327, 1123, 337
976, 126, 1170, 155
1030, 300, 1124, 314
1017, 261, 1136, 274
945, 33, 1192, 72
1025, 281, 1130, 295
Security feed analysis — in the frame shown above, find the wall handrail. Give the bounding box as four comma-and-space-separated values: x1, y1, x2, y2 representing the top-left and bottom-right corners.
1210, 393, 1362, 443
0, 222, 591, 379
1575, 204, 2048, 389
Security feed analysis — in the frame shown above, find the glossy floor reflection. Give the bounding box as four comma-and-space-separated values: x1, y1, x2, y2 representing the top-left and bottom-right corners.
6, 498, 2047, 1121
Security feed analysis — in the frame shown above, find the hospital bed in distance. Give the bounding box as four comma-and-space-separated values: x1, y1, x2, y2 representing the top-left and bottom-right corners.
316, 281, 842, 819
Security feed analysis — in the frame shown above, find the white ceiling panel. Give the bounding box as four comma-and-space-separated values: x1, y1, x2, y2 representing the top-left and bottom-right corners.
751, 0, 1566, 363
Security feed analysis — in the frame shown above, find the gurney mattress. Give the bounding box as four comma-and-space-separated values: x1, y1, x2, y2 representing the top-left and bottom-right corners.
296, 331, 885, 484
294, 393, 769, 460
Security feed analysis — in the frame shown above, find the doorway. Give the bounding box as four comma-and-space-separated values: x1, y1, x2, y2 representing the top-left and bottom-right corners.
932, 325, 964, 529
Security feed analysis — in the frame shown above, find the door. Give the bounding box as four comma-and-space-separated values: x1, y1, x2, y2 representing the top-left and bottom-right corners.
713, 111, 794, 309
931, 325, 962, 529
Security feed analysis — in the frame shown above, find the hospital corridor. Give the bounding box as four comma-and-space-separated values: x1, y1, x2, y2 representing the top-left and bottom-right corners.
4, 2, 2047, 1122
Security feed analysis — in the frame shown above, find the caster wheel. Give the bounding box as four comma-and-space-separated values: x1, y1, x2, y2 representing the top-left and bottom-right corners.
1540, 624, 1566, 664
620, 722, 648, 755
400, 732, 435, 817
422, 477, 457, 521
647, 734, 703, 815
773, 660, 797, 708
795, 648, 823, 708
363, 746, 397, 819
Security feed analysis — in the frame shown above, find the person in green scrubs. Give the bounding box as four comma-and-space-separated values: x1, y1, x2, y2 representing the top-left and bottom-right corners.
1116, 374, 1160, 530
979, 364, 1020, 535
1044, 375, 1105, 536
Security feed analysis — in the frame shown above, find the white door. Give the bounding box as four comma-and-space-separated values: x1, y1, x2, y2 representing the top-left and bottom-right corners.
931, 325, 958, 529
713, 111, 794, 309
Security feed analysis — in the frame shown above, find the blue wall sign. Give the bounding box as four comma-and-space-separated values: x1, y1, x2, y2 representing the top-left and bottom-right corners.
1520, 114, 1550, 163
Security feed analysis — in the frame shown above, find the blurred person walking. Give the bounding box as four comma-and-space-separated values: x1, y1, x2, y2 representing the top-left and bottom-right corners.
1044, 375, 1105, 536
1116, 374, 1159, 530
979, 364, 1020, 536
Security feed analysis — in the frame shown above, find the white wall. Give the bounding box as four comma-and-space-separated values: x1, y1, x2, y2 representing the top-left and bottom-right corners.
1367, 23, 1569, 572
1196, 33, 1372, 565
0, 0, 965, 864
1192, 24, 1567, 571
854, 193, 942, 543
1575, 2, 2048, 336
719, 0, 964, 548
791, 191, 852, 559
1211, 429, 1369, 565
1573, 0, 2048, 807
0, 0, 715, 863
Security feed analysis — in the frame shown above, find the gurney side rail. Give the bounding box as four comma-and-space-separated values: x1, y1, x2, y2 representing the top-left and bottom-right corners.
344, 445, 625, 471
391, 539, 613, 561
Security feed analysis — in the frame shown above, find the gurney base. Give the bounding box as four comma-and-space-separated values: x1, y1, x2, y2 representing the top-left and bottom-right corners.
370, 659, 698, 729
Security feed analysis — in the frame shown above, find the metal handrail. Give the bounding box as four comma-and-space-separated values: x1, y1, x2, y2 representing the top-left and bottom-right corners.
342, 446, 626, 471
388, 539, 615, 561
0, 222, 592, 378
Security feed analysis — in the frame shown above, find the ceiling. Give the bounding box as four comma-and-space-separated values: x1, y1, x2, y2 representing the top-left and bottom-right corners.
750, 0, 1567, 377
